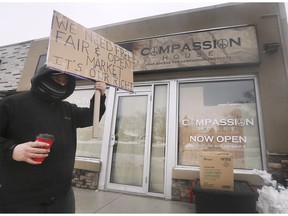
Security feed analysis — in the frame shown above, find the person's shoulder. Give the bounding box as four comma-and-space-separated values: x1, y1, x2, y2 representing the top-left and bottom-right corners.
5, 92, 30, 99
0, 92, 31, 104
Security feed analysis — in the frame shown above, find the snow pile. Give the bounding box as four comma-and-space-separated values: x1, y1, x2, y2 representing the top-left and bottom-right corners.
253, 169, 276, 186
253, 169, 288, 213
256, 185, 288, 213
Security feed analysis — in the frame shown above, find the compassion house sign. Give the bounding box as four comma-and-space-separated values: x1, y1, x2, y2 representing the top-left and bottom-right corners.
47, 10, 134, 92
120, 25, 259, 72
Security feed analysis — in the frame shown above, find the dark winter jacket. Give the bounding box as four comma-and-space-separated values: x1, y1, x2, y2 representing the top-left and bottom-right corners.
0, 66, 106, 211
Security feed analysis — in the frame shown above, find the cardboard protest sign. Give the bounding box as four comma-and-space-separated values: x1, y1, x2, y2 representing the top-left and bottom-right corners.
47, 10, 134, 92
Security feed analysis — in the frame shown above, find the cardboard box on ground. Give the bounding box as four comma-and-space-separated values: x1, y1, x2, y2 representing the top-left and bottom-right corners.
199, 151, 234, 191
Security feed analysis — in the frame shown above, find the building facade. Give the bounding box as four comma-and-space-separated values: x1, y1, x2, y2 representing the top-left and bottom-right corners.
1, 3, 288, 201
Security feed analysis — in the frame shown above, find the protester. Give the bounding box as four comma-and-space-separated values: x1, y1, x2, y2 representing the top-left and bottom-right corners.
0, 65, 106, 213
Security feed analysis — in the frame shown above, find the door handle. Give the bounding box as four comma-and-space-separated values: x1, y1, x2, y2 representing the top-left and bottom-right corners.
111, 135, 116, 146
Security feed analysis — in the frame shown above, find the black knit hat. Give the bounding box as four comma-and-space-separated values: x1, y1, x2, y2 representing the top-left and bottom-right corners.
31, 66, 76, 102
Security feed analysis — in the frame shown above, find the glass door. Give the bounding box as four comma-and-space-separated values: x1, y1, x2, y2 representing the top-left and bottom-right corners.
107, 91, 151, 193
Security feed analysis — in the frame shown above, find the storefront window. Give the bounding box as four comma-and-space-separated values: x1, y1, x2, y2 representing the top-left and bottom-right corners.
149, 85, 167, 193
35, 54, 47, 74
178, 79, 262, 169
66, 87, 107, 158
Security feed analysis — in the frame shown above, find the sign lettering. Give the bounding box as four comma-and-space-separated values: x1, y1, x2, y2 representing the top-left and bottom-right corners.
47, 10, 134, 91
119, 25, 259, 72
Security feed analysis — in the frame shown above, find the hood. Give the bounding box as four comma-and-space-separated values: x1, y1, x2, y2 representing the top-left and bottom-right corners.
31, 65, 76, 102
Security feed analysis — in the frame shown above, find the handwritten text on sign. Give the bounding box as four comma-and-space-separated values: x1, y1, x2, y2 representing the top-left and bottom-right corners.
47, 10, 133, 91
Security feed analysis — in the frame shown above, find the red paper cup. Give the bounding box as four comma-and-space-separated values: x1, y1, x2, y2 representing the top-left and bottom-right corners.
33, 133, 55, 162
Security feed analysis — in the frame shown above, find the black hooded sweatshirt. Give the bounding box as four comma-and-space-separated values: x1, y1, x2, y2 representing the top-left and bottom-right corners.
0, 66, 106, 212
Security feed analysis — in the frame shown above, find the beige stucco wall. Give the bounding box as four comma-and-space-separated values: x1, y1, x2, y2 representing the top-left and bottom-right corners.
74, 159, 101, 172
172, 168, 264, 186
17, 39, 49, 92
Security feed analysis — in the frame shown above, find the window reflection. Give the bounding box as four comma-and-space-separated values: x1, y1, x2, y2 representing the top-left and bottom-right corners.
178, 80, 262, 169
66, 88, 107, 158
149, 85, 167, 193
110, 95, 147, 186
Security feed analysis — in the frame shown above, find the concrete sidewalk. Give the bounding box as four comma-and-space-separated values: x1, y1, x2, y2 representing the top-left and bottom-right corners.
74, 187, 196, 213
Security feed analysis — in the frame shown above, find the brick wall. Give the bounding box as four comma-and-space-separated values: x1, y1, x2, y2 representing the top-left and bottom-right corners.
0, 42, 31, 92
72, 168, 100, 190
267, 153, 288, 187
172, 179, 194, 203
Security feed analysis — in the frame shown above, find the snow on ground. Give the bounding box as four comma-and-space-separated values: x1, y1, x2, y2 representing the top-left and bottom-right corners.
253, 169, 288, 213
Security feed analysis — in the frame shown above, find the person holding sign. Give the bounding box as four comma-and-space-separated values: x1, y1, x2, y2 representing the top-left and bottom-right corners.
0, 65, 106, 213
